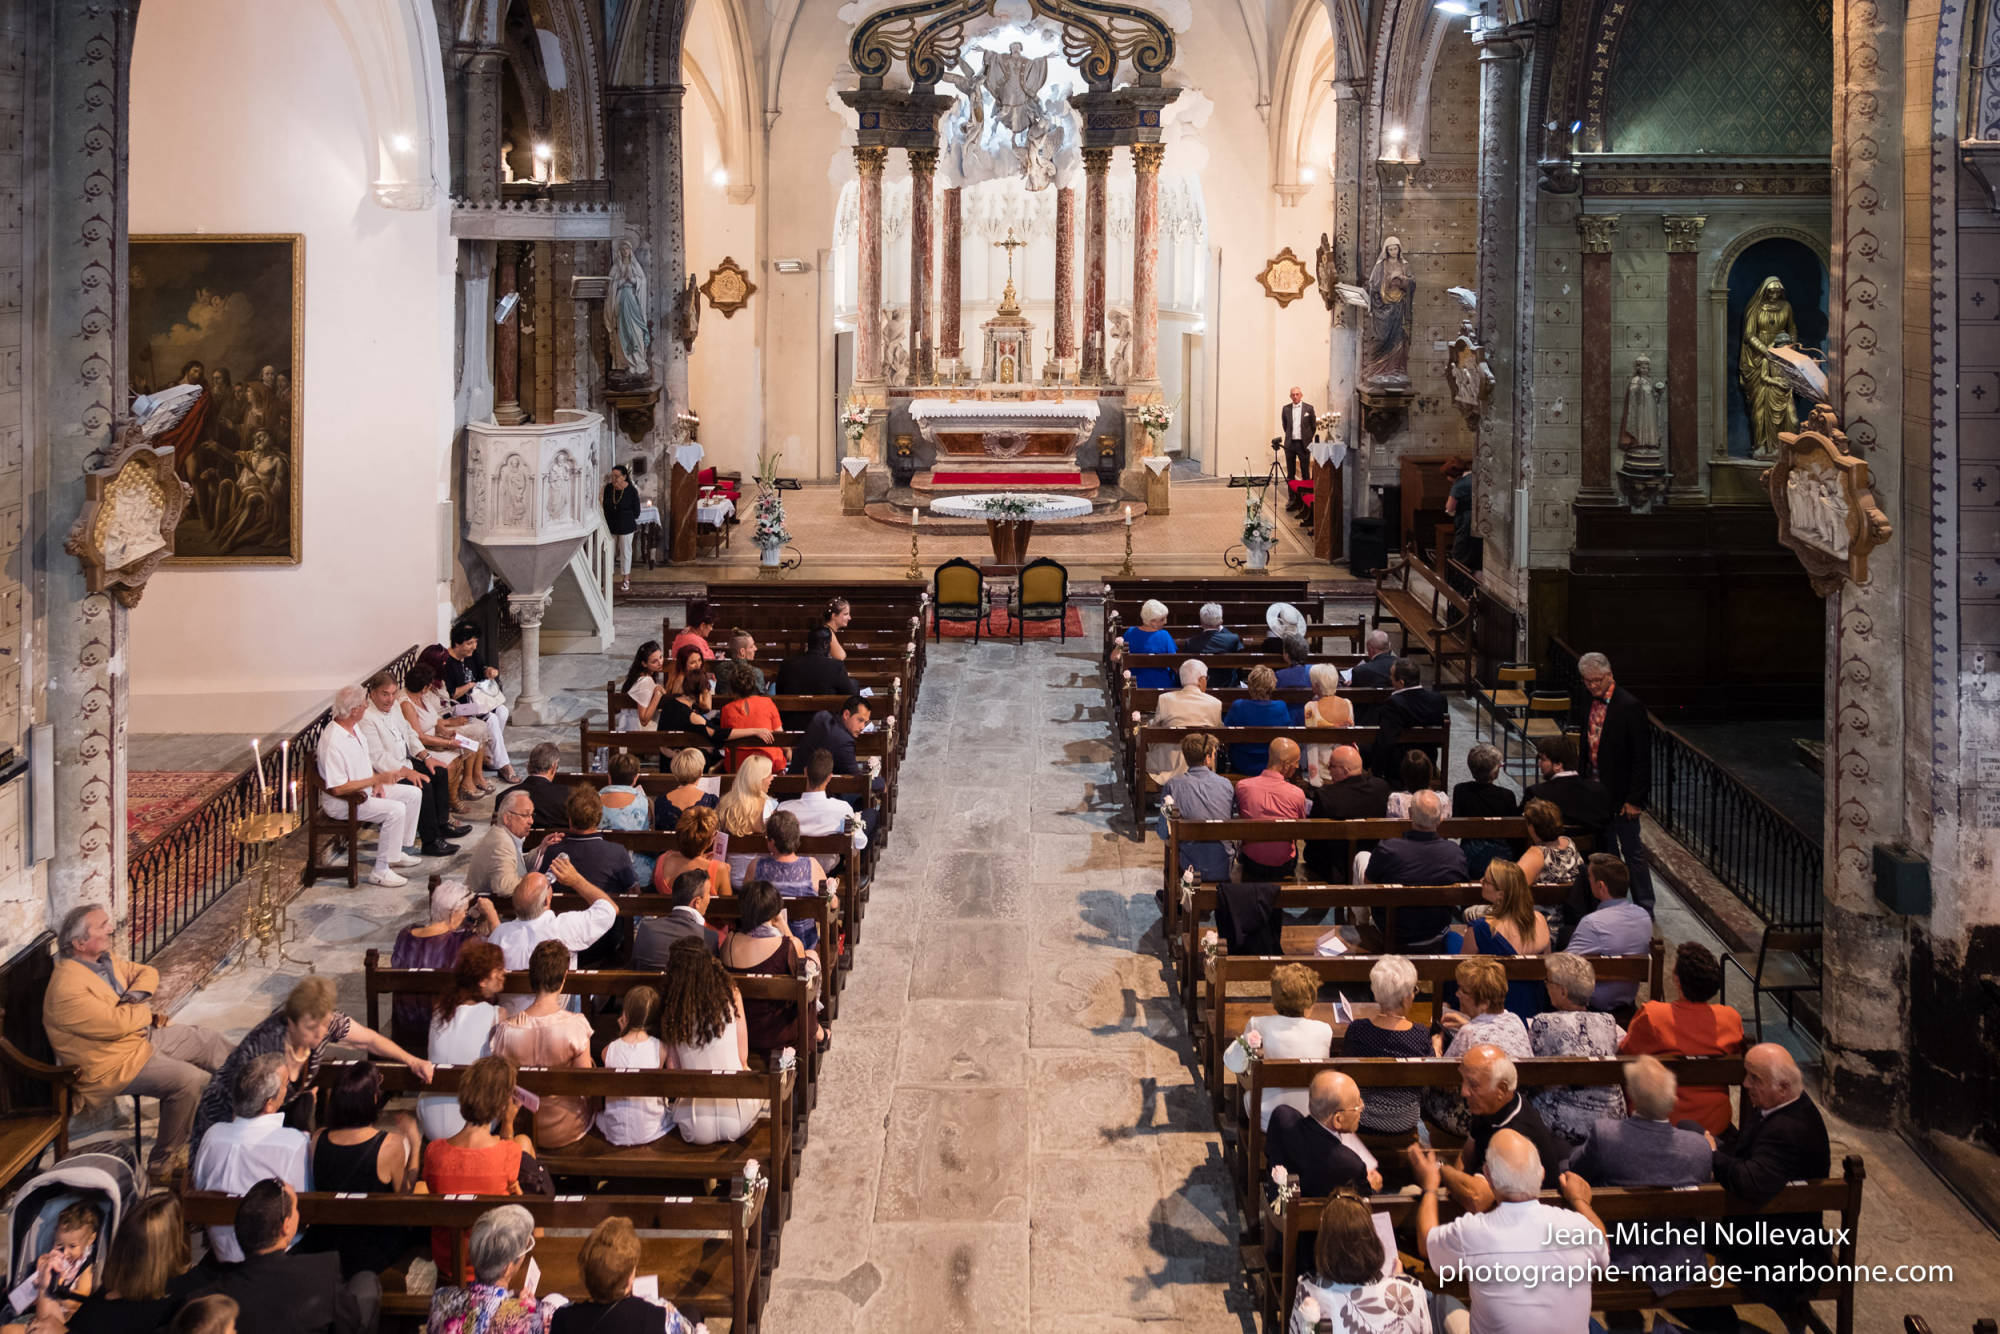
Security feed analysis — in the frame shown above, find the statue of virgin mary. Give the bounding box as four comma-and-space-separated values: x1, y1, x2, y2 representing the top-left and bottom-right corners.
1362, 236, 1415, 387
1739, 276, 1800, 460
606, 237, 652, 383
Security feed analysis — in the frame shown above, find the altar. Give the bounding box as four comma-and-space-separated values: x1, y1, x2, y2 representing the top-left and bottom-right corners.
907, 393, 1105, 495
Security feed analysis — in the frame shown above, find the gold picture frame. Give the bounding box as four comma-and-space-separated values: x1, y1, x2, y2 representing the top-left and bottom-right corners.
700, 256, 757, 318
129, 234, 304, 565
1257, 247, 1313, 309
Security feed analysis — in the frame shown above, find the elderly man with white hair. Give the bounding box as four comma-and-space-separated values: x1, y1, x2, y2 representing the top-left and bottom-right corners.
487, 869, 618, 1013
1359, 789, 1467, 950
1180, 601, 1243, 685
1120, 598, 1178, 688
317, 683, 426, 887
1437, 1044, 1568, 1214
1145, 658, 1223, 783
1345, 627, 1398, 687
1712, 1043, 1833, 1328
1411, 1127, 1608, 1334
1568, 1055, 1713, 1297
1265, 1070, 1381, 1198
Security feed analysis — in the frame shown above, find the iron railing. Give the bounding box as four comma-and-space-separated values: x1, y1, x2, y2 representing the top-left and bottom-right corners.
126, 644, 421, 961
1545, 637, 1823, 933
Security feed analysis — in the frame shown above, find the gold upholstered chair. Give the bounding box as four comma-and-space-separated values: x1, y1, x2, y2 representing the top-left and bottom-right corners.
932, 557, 987, 641
1006, 557, 1069, 642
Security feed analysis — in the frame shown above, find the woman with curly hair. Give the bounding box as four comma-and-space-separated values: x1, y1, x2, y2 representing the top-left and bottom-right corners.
1619, 941, 1746, 1135
660, 939, 761, 1144
650, 804, 730, 898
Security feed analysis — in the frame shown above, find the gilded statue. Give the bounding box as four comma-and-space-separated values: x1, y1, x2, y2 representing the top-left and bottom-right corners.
1739, 277, 1800, 461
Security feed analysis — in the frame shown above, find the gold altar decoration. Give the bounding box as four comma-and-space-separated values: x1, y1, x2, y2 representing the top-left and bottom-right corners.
1761, 403, 1892, 598
849, 0, 1174, 88
1257, 247, 1313, 309
230, 809, 315, 973
994, 228, 1028, 316
700, 256, 757, 318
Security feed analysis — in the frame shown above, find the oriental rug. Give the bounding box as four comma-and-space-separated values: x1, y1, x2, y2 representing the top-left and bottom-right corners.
931, 607, 1084, 640
127, 770, 239, 852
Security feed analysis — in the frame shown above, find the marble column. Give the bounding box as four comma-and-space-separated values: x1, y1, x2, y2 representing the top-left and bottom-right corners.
1129, 143, 1165, 385
1662, 215, 1706, 497
907, 149, 936, 380
1054, 186, 1077, 365
1081, 148, 1111, 380
1471, 26, 1527, 566
940, 186, 963, 365
1326, 78, 1366, 463
47, 0, 141, 926
1575, 215, 1618, 501
493, 242, 526, 425
507, 594, 551, 724
656, 85, 691, 446
854, 146, 888, 384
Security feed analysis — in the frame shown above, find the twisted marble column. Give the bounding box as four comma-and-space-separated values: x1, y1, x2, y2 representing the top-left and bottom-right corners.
908, 148, 936, 379
941, 186, 963, 364
855, 146, 887, 382
1129, 143, 1165, 383
1054, 186, 1076, 363
1081, 147, 1110, 379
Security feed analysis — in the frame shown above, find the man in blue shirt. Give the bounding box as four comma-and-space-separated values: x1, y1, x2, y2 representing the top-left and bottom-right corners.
1157, 733, 1236, 885
1563, 853, 1654, 1012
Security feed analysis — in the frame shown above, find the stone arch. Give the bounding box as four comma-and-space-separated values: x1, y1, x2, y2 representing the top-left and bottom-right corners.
1703, 222, 1832, 465
521, 0, 607, 181
1268, 0, 1345, 198
1367, 0, 1455, 168
320, 0, 451, 208
683, 0, 758, 202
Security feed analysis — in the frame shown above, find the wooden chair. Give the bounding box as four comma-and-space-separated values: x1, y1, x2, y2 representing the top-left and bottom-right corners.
1509, 691, 1572, 783
932, 558, 987, 641
0, 935, 77, 1191
302, 758, 365, 887
1006, 557, 1069, 642
1478, 663, 1535, 746
1722, 925, 1822, 1040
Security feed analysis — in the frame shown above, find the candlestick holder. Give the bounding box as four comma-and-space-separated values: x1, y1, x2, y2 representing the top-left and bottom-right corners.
229, 809, 314, 974
906, 516, 923, 581
1118, 520, 1136, 577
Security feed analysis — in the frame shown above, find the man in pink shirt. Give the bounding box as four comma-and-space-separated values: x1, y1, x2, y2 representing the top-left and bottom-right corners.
1234, 736, 1308, 880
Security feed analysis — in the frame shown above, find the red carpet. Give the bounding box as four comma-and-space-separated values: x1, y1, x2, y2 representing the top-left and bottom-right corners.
128, 770, 240, 851
932, 607, 1084, 639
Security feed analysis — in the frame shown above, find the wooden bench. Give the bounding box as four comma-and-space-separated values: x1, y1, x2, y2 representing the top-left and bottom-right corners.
302, 759, 367, 888
178, 1187, 770, 1332
577, 723, 900, 804
1130, 724, 1448, 821
604, 680, 910, 761
0, 933, 77, 1190
1373, 539, 1475, 691
1263, 1159, 1866, 1334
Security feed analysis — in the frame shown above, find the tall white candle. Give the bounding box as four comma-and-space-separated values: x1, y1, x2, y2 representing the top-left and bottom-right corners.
911, 508, 918, 527
251, 739, 265, 802
1124, 505, 1132, 525
279, 740, 289, 811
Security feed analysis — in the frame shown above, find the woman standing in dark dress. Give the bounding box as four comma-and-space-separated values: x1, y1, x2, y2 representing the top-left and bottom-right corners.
718, 881, 823, 1051
601, 466, 641, 593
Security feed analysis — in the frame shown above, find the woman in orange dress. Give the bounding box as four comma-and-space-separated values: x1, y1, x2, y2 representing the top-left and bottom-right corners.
1619, 940, 1747, 1135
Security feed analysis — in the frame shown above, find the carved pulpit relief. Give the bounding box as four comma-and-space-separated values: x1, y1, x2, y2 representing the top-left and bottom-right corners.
1762, 402, 1892, 596
63, 439, 192, 608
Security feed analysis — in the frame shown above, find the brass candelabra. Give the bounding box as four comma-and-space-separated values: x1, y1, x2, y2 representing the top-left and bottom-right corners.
906, 516, 923, 581
1118, 520, 1136, 577
229, 809, 315, 974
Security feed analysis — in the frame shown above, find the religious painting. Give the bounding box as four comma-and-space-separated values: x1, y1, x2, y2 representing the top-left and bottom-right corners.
1256, 248, 1312, 309
129, 235, 303, 564
700, 256, 756, 318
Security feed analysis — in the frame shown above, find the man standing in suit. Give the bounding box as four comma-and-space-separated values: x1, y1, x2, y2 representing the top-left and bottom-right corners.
1522, 735, 1612, 840
1369, 659, 1448, 777
1712, 1044, 1833, 1330
1344, 629, 1397, 688
1303, 744, 1389, 880
1576, 652, 1654, 909
1361, 790, 1466, 949
1278, 386, 1317, 494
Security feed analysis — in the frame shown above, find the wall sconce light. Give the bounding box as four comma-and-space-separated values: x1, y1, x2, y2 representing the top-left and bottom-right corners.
1298, 165, 1317, 184
532, 142, 552, 183
391, 133, 413, 154
773, 258, 809, 274
711, 167, 729, 188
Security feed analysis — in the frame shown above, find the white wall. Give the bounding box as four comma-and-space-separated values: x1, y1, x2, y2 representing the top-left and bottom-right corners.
126, 0, 455, 732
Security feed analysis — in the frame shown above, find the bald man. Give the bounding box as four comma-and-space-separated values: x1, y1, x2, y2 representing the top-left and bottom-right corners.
1304, 743, 1390, 880
1145, 658, 1223, 784
1439, 1044, 1567, 1213
1712, 1043, 1832, 1321
1265, 1071, 1377, 1199
1235, 735, 1308, 881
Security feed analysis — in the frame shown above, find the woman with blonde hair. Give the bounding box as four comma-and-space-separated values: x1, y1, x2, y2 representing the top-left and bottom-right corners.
1455, 859, 1550, 1019
716, 753, 778, 886
550, 1218, 701, 1334
652, 747, 718, 829
1222, 962, 1334, 1131
1423, 956, 1534, 1136
1300, 663, 1353, 784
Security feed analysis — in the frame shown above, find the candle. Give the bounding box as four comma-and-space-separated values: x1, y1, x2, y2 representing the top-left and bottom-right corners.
290, 779, 298, 816
1124, 505, 1132, 525
251, 739, 265, 803
911, 509, 918, 527
279, 740, 288, 810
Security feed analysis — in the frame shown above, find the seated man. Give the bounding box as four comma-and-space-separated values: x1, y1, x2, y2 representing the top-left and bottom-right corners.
1265, 1071, 1380, 1196
1343, 629, 1397, 688
1562, 853, 1654, 1012
1145, 659, 1223, 785
1179, 603, 1243, 686
190, 1053, 312, 1262
725, 629, 767, 695
1234, 736, 1308, 882
317, 685, 425, 888
792, 694, 871, 776
192, 1180, 378, 1334
1712, 1043, 1834, 1329
439, 621, 516, 784
776, 747, 870, 871
632, 868, 720, 968
1569, 1055, 1714, 1303
466, 790, 533, 900
489, 871, 619, 1012
774, 625, 859, 709
1522, 734, 1612, 842
1360, 789, 1465, 951
1437, 1045, 1568, 1213
357, 669, 467, 859
43, 905, 231, 1181
1367, 659, 1447, 778
1156, 733, 1235, 886
531, 785, 638, 895
500, 741, 570, 830
1302, 744, 1389, 881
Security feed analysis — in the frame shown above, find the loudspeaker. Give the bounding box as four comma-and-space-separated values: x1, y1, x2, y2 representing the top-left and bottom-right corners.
1349, 517, 1390, 576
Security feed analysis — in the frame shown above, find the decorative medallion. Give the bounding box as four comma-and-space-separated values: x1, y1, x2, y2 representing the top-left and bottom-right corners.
700, 257, 757, 318
63, 437, 193, 608
1762, 402, 1893, 597
1257, 248, 1313, 309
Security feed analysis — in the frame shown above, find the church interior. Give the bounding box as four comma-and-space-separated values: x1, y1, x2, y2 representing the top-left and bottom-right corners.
2, 0, 2000, 1329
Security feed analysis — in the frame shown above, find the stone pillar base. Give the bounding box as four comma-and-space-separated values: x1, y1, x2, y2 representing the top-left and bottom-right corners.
507, 593, 551, 725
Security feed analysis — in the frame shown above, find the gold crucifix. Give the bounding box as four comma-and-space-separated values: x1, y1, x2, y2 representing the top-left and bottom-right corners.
994, 226, 1026, 315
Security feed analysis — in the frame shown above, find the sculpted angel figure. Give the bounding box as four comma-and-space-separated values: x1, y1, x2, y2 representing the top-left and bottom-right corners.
984, 43, 1050, 141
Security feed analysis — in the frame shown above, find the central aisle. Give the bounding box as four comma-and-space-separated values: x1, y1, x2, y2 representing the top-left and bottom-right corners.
761, 637, 1247, 1330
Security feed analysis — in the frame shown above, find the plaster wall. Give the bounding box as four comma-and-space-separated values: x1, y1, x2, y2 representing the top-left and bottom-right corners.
684, 79, 762, 475
125, 0, 455, 733
1527, 191, 1583, 563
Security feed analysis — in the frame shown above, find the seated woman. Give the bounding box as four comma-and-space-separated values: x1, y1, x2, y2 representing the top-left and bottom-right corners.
597, 986, 673, 1148
304, 1062, 423, 1278
655, 645, 725, 766
662, 939, 766, 1146
651, 804, 731, 898
615, 640, 667, 732
748, 809, 833, 955
1517, 796, 1583, 887
424, 1203, 539, 1334
1221, 963, 1334, 1132
1423, 957, 1535, 1138
494, 940, 596, 1150
651, 747, 718, 830
390, 880, 498, 1053
1222, 666, 1290, 775
190, 975, 433, 1150
1300, 664, 1353, 785
1528, 952, 1627, 1144
61, 1195, 203, 1334
822, 597, 852, 663
1452, 858, 1551, 1020
400, 660, 487, 805
599, 751, 654, 885
1121, 599, 1177, 689
1289, 1195, 1437, 1334
1619, 941, 1746, 1136
420, 942, 507, 1140
1385, 750, 1449, 820
716, 661, 788, 772
1451, 744, 1518, 876
720, 880, 825, 1051
423, 1059, 542, 1277
716, 754, 779, 887
1339, 956, 1433, 1136
550, 1218, 702, 1334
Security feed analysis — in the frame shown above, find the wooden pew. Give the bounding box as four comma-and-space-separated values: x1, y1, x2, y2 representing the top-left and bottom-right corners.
1198, 946, 1664, 1112
553, 770, 886, 859
1374, 539, 1475, 691
578, 723, 900, 823
1159, 815, 1531, 950
0, 934, 77, 1190
178, 1188, 771, 1333
1127, 722, 1443, 819
604, 679, 909, 759
1262, 1159, 1866, 1334
1111, 684, 1394, 785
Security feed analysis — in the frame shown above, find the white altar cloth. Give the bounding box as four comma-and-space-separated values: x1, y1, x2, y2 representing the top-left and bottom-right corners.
906, 398, 1100, 445
928, 493, 1093, 521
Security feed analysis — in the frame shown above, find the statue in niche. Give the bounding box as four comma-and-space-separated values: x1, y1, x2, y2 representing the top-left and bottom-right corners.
1739, 277, 1800, 460
1361, 236, 1415, 387
985, 43, 1051, 142
882, 306, 910, 384
500, 140, 517, 185
1786, 461, 1852, 560
1108, 308, 1133, 385
1619, 354, 1667, 468
1315, 232, 1341, 312
606, 237, 653, 385
1446, 320, 1495, 429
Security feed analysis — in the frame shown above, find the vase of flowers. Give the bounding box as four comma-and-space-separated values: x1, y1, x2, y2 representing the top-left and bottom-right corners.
1242, 487, 1276, 570
1135, 401, 1174, 451
753, 454, 789, 564
841, 398, 871, 450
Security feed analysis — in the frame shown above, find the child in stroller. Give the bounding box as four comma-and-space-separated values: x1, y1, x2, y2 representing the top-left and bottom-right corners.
2, 1202, 101, 1334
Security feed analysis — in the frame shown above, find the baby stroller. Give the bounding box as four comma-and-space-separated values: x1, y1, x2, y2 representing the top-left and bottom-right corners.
1, 1153, 140, 1322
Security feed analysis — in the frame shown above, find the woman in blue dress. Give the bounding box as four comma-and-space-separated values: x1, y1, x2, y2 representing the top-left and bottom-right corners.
1221, 666, 1292, 775
599, 750, 654, 884
1121, 598, 1178, 688
1451, 858, 1551, 1020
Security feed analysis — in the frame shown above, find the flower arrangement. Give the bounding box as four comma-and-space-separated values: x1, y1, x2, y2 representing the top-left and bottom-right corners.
981, 494, 1035, 519
841, 397, 871, 446
752, 453, 790, 549
1243, 484, 1276, 547
1232, 1027, 1263, 1064
1136, 401, 1174, 439
1200, 928, 1223, 966
1271, 1163, 1300, 1212
1178, 865, 1200, 913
